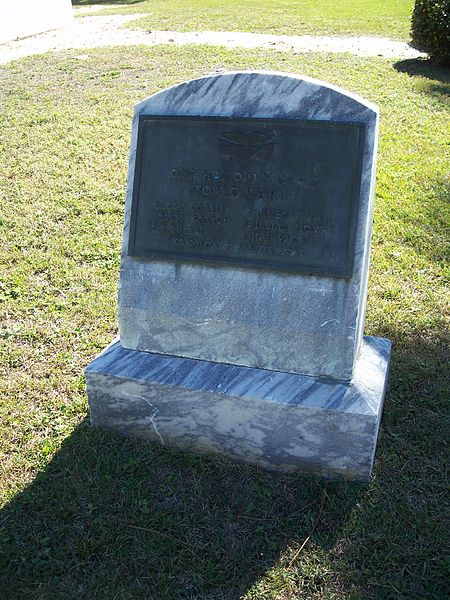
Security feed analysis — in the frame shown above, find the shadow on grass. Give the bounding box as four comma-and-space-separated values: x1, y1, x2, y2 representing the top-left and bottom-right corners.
332, 326, 449, 599
1, 334, 448, 598
394, 57, 450, 82
394, 58, 450, 103
0, 421, 364, 599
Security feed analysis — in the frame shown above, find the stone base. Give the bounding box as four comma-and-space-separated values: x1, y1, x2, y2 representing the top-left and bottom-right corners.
85, 336, 391, 482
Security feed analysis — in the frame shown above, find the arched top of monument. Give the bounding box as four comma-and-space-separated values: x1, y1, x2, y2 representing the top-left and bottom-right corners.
134, 71, 378, 123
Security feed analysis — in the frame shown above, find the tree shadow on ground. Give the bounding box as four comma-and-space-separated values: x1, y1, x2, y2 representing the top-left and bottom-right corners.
394, 57, 450, 82
394, 58, 450, 103
0, 421, 364, 599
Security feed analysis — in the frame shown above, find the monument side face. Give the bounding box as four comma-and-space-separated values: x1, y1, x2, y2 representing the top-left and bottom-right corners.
118, 72, 379, 380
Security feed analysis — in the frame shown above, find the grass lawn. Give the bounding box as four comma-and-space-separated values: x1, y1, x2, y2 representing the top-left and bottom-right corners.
0, 44, 449, 599
73, 0, 416, 41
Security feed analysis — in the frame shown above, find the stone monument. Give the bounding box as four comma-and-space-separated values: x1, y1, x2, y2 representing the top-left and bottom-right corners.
85, 71, 391, 482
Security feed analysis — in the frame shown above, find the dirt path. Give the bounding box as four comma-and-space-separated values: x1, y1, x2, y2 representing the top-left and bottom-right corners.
0, 13, 425, 65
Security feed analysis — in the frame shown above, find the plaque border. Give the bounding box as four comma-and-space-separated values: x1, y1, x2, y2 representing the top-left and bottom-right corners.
128, 115, 365, 278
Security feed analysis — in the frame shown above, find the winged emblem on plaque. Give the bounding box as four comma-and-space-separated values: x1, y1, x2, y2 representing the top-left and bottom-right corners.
218, 130, 275, 162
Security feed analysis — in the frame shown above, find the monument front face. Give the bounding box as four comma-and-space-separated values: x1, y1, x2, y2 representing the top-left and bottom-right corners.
119, 72, 379, 379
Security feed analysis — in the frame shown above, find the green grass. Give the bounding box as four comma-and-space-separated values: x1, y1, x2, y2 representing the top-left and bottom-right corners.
0, 45, 449, 599
73, 0, 416, 41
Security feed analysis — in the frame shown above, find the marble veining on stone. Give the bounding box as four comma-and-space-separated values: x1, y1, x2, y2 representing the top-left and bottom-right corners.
118, 71, 379, 380
85, 71, 390, 482
87, 336, 389, 415
86, 335, 391, 481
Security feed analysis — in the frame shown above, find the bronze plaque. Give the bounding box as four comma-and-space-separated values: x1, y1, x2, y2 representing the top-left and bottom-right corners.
128, 116, 365, 277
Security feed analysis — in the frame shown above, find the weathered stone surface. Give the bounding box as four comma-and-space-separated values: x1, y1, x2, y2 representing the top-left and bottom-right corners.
118, 71, 379, 380
128, 116, 363, 278
85, 71, 390, 481
86, 335, 391, 482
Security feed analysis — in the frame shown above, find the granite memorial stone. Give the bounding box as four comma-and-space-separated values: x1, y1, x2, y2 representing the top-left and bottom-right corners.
85, 71, 391, 481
